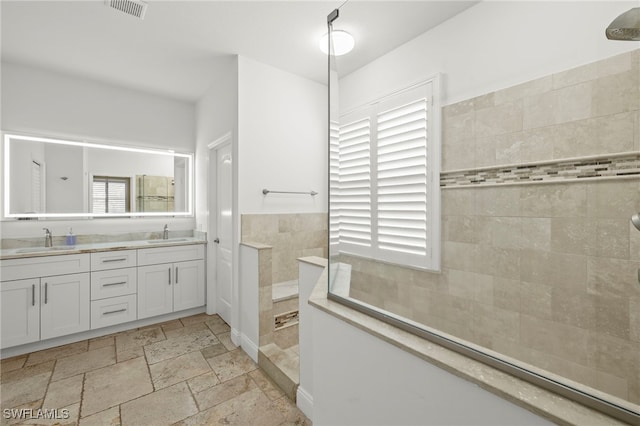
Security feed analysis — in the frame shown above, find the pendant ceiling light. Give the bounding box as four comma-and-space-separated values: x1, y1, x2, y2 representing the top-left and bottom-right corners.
319, 30, 355, 56
606, 7, 640, 41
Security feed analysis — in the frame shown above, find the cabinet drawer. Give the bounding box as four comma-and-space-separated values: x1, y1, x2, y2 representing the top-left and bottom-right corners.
91, 250, 137, 271
137, 244, 205, 266
0, 254, 90, 281
91, 294, 137, 330
91, 268, 137, 300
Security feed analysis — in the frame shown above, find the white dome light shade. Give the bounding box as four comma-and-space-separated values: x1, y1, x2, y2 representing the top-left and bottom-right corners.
319, 30, 355, 56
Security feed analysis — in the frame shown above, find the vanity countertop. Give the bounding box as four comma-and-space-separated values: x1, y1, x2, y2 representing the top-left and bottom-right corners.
0, 237, 206, 260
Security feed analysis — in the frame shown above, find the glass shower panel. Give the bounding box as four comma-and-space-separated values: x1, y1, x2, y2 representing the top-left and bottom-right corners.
326, 2, 639, 423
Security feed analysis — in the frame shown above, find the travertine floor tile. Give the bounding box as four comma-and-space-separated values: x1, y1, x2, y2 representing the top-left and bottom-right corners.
81, 356, 153, 417
206, 316, 231, 335
272, 395, 312, 426
120, 382, 198, 425
144, 329, 219, 364
0, 370, 51, 409
78, 406, 120, 426
116, 346, 144, 363
207, 349, 258, 382
0, 356, 26, 373
200, 343, 228, 360
193, 374, 257, 411
115, 327, 165, 352
186, 371, 220, 394
177, 388, 285, 426
159, 319, 184, 332
24, 341, 88, 366
42, 374, 83, 409
1, 399, 43, 426
149, 351, 211, 390
180, 313, 212, 326
52, 346, 115, 381
163, 322, 209, 340
249, 368, 285, 401
88, 335, 114, 351
217, 332, 237, 351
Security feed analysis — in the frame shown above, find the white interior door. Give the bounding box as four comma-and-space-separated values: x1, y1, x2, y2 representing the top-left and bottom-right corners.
210, 142, 233, 324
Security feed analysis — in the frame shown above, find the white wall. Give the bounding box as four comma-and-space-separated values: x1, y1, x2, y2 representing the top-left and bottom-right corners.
237, 56, 327, 215
1, 61, 196, 237
310, 304, 552, 426
340, 1, 640, 112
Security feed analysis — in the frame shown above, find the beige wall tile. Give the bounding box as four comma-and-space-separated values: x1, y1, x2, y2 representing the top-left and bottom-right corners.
520, 315, 592, 367
441, 189, 475, 216
447, 269, 493, 305
442, 138, 475, 171
556, 81, 592, 124
550, 217, 596, 256
519, 126, 556, 163
595, 296, 630, 340
630, 221, 640, 261
630, 299, 640, 343
551, 287, 596, 330
475, 101, 523, 137
587, 180, 640, 219
523, 90, 557, 130
442, 241, 477, 272
475, 246, 520, 280
495, 75, 553, 105
553, 61, 600, 90
443, 98, 474, 117
443, 215, 477, 244
520, 249, 587, 289
520, 218, 551, 251
594, 333, 640, 380
520, 183, 587, 218
443, 110, 475, 143
592, 70, 640, 117
476, 186, 520, 216
587, 257, 640, 299
596, 219, 630, 259
493, 277, 521, 311
472, 303, 520, 344
595, 370, 629, 402
520, 281, 553, 320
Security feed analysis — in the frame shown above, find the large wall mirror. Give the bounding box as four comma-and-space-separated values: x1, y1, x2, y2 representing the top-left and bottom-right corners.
3, 133, 193, 219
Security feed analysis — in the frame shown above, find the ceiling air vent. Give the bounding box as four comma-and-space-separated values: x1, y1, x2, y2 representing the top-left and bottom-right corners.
105, 0, 148, 19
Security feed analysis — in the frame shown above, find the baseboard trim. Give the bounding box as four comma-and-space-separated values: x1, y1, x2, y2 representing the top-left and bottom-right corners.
240, 332, 259, 362
296, 385, 313, 420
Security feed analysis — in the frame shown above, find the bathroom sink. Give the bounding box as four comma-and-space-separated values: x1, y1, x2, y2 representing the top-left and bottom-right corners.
14, 246, 72, 254
146, 238, 190, 244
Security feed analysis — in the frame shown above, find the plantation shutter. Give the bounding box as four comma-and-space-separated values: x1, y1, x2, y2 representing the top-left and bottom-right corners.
335, 78, 439, 270
329, 120, 341, 247
376, 98, 429, 262
337, 117, 372, 249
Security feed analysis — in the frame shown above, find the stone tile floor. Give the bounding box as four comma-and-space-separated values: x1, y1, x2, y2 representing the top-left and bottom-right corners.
0, 313, 311, 426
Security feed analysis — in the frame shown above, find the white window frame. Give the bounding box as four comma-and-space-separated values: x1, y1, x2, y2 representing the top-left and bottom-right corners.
332, 76, 441, 271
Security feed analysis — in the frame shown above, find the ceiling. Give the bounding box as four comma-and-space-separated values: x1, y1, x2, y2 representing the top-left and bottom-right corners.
1, 1, 477, 103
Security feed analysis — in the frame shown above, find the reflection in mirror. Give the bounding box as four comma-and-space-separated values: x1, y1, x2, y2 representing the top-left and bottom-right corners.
3, 133, 193, 218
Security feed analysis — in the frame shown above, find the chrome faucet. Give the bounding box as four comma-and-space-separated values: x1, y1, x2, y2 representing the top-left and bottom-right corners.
43, 228, 52, 247
163, 224, 169, 240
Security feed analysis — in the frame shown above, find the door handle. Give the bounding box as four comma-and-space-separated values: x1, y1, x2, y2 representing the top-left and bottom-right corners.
44, 282, 48, 304
168, 268, 172, 285
32, 284, 35, 306
175, 266, 179, 284
214, 238, 220, 244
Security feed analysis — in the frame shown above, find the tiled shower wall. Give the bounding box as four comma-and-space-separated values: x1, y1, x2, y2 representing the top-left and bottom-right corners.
241, 213, 327, 284
345, 49, 640, 406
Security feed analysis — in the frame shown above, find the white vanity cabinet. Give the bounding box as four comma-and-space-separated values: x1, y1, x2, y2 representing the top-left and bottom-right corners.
137, 245, 205, 319
0, 278, 40, 348
90, 250, 137, 329
0, 254, 90, 348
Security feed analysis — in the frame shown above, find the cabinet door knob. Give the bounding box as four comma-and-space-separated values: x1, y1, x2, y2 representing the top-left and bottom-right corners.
214, 238, 220, 244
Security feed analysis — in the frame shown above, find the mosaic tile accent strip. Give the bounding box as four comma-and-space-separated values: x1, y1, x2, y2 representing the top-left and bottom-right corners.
440, 153, 640, 188
274, 310, 299, 330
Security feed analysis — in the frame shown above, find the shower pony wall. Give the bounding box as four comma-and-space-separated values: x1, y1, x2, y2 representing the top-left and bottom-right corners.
335, 49, 640, 410
241, 213, 328, 347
